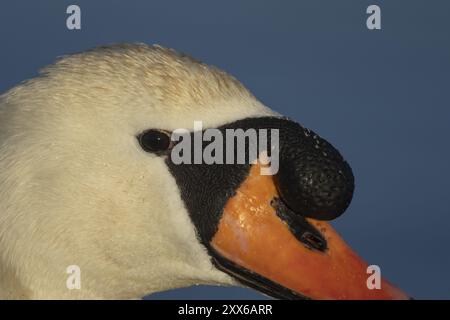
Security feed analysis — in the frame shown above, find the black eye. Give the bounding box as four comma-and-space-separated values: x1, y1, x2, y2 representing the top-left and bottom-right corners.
138, 129, 173, 154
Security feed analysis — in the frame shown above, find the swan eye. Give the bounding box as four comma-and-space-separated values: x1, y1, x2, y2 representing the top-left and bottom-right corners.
138, 129, 173, 154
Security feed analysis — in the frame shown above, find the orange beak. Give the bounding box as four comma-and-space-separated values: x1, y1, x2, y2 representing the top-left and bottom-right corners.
210, 164, 409, 300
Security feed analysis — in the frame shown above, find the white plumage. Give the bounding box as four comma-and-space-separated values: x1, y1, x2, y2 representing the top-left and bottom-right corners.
0, 44, 275, 299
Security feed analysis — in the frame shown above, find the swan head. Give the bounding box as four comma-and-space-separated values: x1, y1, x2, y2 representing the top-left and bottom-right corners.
0, 44, 408, 299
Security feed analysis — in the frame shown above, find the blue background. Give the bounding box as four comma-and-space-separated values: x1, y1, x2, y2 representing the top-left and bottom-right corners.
1, 1, 449, 299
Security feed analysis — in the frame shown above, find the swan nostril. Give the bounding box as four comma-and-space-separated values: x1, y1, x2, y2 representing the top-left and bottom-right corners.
271, 197, 328, 252
301, 232, 327, 252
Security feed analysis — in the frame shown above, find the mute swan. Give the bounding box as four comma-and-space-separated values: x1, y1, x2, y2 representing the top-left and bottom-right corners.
0, 44, 408, 299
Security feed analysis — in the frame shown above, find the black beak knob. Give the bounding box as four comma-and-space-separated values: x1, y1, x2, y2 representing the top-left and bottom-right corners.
275, 121, 355, 221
